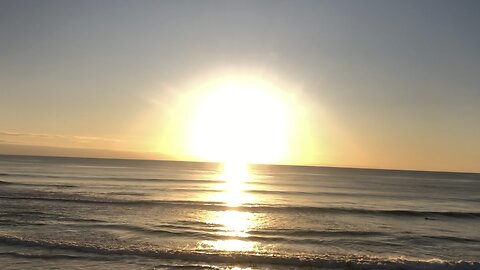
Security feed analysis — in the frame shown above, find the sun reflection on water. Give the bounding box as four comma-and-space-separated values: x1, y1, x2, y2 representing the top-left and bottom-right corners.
201, 209, 258, 252
221, 161, 250, 184
199, 162, 259, 252
211, 210, 253, 238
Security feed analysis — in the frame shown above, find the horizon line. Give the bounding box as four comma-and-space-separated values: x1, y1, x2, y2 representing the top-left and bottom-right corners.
1, 153, 478, 175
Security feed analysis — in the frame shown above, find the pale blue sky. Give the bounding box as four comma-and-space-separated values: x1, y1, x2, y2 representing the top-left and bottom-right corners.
1, 0, 479, 171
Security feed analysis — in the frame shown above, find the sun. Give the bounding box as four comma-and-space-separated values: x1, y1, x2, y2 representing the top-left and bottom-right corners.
188, 75, 291, 165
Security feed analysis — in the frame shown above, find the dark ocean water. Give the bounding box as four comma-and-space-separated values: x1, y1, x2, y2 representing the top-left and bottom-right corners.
0, 155, 479, 269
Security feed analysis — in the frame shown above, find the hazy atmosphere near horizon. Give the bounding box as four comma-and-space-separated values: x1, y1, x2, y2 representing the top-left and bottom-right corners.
1, 1, 480, 270
1, 0, 480, 172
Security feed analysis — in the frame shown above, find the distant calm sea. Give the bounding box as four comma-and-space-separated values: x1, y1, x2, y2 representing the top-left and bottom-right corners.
0, 155, 479, 270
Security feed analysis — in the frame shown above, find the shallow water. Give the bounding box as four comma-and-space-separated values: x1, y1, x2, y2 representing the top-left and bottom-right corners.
0, 155, 479, 269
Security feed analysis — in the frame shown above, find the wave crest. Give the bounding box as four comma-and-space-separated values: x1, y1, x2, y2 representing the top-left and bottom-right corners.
0, 234, 477, 270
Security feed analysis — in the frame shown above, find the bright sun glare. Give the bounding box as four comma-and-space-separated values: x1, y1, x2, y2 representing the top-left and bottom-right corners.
187, 74, 288, 252
189, 75, 291, 165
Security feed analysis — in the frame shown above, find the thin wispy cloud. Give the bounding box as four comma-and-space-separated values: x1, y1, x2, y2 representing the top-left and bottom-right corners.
0, 131, 125, 144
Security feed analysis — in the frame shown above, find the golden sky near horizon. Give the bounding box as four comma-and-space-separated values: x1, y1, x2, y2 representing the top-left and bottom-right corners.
1, 1, 480, 172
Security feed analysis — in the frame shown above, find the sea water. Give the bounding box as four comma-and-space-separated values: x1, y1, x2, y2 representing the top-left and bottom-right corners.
0, 155, 478, 269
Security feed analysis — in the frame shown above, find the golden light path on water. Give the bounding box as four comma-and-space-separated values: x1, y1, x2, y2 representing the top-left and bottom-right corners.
200, 162, 259, 253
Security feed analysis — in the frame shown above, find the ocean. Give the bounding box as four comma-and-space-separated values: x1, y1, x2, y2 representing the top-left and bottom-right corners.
0, 155, 478, 269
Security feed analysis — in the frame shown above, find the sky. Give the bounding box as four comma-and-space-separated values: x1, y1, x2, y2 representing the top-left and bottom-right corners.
1, 0, 480, 172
